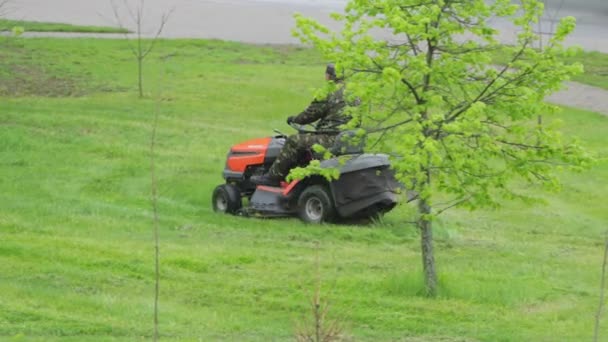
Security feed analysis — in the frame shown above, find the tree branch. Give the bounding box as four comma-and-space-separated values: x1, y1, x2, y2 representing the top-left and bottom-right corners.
111, 0, 138, 56
368, 118, 414, 134
436, 195, 473, 215
530, 170, 549, 181
351, 68, 381, 74
444, 41, 530, 123
497, 139, 546, 150
406, 33, 421, 56
143, 7, 174, 58
0, 0, 12, 17
401, 78, 423, 104
124, 0, 139, 27
480, 120, 510, 131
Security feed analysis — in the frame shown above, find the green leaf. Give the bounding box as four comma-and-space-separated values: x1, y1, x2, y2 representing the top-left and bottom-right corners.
12, 26, 25, 37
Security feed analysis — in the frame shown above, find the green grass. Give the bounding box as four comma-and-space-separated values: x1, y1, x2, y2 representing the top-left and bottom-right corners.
1, 37, 608, 341
0, 19, 129, 34
565, 50, 608, 90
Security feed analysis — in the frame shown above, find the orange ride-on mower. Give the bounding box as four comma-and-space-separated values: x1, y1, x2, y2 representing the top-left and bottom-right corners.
212, 123, 401, 223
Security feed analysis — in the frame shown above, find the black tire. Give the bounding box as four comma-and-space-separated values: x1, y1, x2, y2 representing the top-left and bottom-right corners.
212, 184, 242, 214
297, 185, 335, 224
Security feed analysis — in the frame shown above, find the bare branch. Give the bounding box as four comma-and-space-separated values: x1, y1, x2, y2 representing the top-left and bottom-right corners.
480, 120, 511, 131
399, 2, 434, 10
369, 58, 385, 72
497, 139, 545, 150
370, 1, 434, 12
143, 7, 175, 58
117, 0, 137, 23
459, 167, 507, 179
124, 0, 138, 25
351, 68, 381, 74
368, 128, 389, 150
442, 7, 483, 27
369, 118, 414, 134
476, 66, 538, 106
353, 55, 384, 76
110, 0, 138, 56
406, 33, 421, 56
137, 0, 143, 39
110, 0, 173, 97
436, 195, 473, 215
401, 78, 423, 104
110, 0, 125, 29
0, 0, 12, 17
527, 159, 571, 166
530, 170, 549, 181
385, 41, 411, 49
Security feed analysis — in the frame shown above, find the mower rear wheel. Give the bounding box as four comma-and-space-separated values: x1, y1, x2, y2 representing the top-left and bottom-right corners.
212, 184, 242, 214
297, 185, 335, 224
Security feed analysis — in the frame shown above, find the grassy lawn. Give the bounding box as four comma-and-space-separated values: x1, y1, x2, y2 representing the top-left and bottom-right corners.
0, 19, 129, 34
1, 37, 607, 341
566, 50, 608, 90
1, 17, 606, 88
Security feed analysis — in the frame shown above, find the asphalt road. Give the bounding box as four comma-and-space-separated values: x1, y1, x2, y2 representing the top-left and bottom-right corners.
5, 0, 608, 52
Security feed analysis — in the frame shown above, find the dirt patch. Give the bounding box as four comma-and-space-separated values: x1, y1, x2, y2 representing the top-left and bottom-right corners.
0, 46, 88, 97
0, 64, 85, 97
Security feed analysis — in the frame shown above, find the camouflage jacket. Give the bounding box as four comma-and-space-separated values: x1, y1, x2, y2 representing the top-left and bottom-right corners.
292, 85, 350, 133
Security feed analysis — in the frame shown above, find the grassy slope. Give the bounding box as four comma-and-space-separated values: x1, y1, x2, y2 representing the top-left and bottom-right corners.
2, 18, 606, 88
0, 38, 607, 341
0, 19, 128, 34
566, 51, 608, 90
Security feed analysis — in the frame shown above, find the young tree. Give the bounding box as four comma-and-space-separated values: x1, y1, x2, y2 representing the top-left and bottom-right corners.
0, 1, 23, 38
150, 83, 161, 342
111, 0, 173, 98
537, 0, 565, 50
594, 231, 608, 342
294, 0, 592, 296
0, 0, 10, 17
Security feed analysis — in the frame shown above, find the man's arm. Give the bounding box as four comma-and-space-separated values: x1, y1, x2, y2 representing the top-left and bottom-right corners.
291, 99, 329, 125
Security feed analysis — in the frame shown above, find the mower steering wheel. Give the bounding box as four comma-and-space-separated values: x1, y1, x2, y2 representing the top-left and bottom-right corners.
289, 121, 317, 134
273, 129, 288, 138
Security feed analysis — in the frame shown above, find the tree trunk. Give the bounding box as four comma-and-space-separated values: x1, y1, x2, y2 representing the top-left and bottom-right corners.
418, 198, 437, 297
138, 56, 144, 98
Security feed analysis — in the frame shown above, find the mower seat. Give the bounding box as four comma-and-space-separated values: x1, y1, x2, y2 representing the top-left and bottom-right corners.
329, 130, 365, 156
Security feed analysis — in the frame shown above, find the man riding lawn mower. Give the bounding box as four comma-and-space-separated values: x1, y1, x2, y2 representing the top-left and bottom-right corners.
251, 63, 348, 187
212, 64, 401, 223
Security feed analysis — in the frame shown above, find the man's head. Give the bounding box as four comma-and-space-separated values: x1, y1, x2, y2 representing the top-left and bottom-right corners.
325, 63, 337, 81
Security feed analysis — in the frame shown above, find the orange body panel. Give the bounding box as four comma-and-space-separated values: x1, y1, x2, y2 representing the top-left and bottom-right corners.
281, 180, 300, 196
257, 180, 301, 196
226, 137, 272, 172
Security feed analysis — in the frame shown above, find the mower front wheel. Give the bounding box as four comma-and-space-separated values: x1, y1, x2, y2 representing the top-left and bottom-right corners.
297, 185, 335, 224
212, 184, 242, 215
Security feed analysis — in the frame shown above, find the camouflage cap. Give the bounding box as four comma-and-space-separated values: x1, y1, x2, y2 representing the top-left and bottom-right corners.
325, 63, 336, 79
